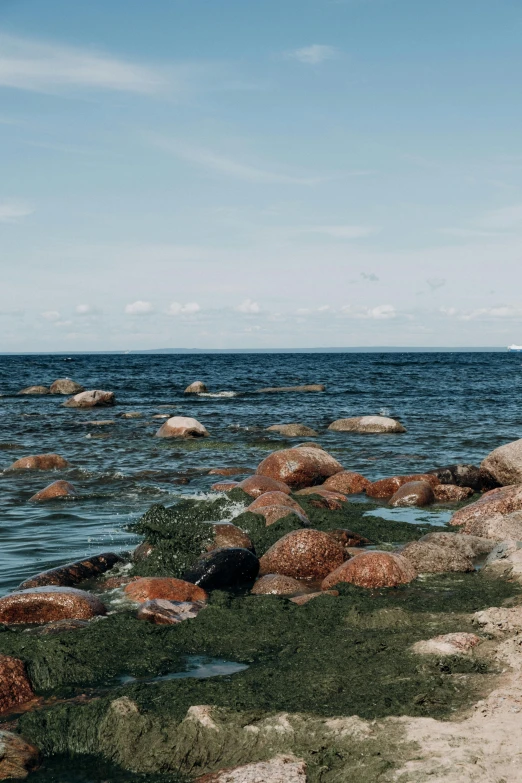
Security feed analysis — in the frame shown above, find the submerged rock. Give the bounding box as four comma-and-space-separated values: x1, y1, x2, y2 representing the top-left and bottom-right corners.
328, 415, 406, 433
367, 473, 439, 499
17, 386, 49, 395
29, 480, 76, 502
433, 484, 474, 502
195, 755, 307, 783
209, 467, 254, 477
251, 574, 312, 596
184, 381, 208, 394
19, 553, 121, 589
121, 411, 142, 419
137, 599, 203, 625
429, 463, 498, 493
412, 633, 481, 656
256, 385, 325, 393
259, 529, 344, 580
124, 577, 207, 604
211, 481, 239, 492
63, 390, 114, 408
183, 548, 259, 590
0, 587, 107, 624
389, 480, 435, 507
155, 416, 209, 438
237, 475, 291, 497
322, 551, 417, 589
450, 484, 522, 532
400, 540, 474, 573
323, 471, 371, 494
0, 731, 40, 779
50, 378, 85, 395
266, 423, 318, 437
481, 438, 522, 486
256, 446, 343, 490
8, 454, 69, 471
0, 656, 34, 714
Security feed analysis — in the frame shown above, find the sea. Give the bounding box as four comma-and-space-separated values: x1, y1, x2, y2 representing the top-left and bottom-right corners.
1, 351, 521, 595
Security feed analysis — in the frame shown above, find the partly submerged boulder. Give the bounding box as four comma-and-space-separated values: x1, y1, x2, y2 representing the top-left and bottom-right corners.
389, 480, 435, 507
266, 424, 318, 437
8, 454, 69, 471
155, 416, 209, 438
321, 551, 417, 589
367, 473, 439, 499
323, 471, 371, 495
17, 386, 49, 395
50, 378, 85, 395
433, 484, 474, 502
236, 475, 291, 497
481, 439, 522, 486
256, 385, 325, 393
256, 446, 343, 490
29, 480, 76, 502
259, 529, 344, 580
429, 463, 498, 493
184, 381, 208, 394
0, 587, 106, 624
328, 415, 406, 434
19, 553, 121, 590
449, 484, 522, 532
63, 390, 114, 408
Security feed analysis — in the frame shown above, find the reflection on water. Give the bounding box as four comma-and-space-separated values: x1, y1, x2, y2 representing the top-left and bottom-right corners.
118, 656, 249, 685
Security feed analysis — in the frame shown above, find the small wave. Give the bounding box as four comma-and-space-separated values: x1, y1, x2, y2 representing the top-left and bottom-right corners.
378, 407, 391, 416
197, 391, 238, 398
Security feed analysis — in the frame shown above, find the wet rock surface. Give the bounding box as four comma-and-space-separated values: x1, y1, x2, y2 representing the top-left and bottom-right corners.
323, 471, 371, 494
155, 416, 209, 438
17, 386, 49, 395
19, 553, 121, 589
0, 731, 40, 779
256, 446, 343, 490
63, 390, 115, 408
49, 378, 85, 395
450, 484, 522, 531
137, 599, 204, 625
389, 480, 435, 507
481, 438, 522, 486
328, 415, 406, 433
236, 475, 291, 497
183, 548, 259, 590
29, 480, 76, 502
0, 656, 34, 713
0, 587, 107, 624
259, 529, 345, 580
430, 463, 499, 492
124, 577, 208, 604
322, 551, 417, 589
7, 454, 69, 471
367, 473, 439, 499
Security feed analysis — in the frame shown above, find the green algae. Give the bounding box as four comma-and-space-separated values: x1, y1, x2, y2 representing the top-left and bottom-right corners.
27, 755, 185, 783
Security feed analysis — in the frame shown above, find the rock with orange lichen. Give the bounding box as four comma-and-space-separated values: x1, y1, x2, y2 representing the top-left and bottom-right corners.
8, 454, 69, 471
450, 484, 522, 532
236, 475, 291, 497
124, 577, 207, 604
0, 587, 106, 625
259, 529, 344, 580
367, 473, 439, 499
256, 447, 343, 490
323, 471, 371, 494
322, 551, 417, 590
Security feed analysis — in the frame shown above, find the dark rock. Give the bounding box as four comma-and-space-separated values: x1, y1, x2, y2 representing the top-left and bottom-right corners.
19, 553, 122, 590
132, 542, 155, 562
429, 464, 499, 492
183, 548, 259, 590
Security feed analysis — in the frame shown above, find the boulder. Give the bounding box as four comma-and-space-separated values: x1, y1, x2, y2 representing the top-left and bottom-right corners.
259, 530, 344, 580
256, 385, 325, 393
463, 510, 522, 540
449, 484, 522, 532
481, 439, 522, 486
367, 473, 439, 499
237, 475, 291, 497
325, 529, 371, 551
321, 551, 417, 589
296, 442, 324, 450
8, 454, 69, 471
121, 412, 142, 419
247, 492, 305, 514
195, 755, 307, 783
19, 553, 121, 589
0, 656, 34, 713
256, 446, 343, 490
0, 587, 107, 624
266, 424, 318, 437
50, 378, 85, 395
155, 416, 209, 438
0, 731, 40, 779
209, 523, 254, 551
125, 577, 207, 604
389, 480, 435, 507
63, 390, 114, 408
249, 505, 309, 527
29, 480, 76, 502
429, 463, 498, 492
400, 541, 474, 573
184, 381, 208, 394
419, 532, 495, 558
323, 471, 371, 494
132, 542, 155, 562
412, 633, 481, 656
183, 548, 259, 590
137, 599, 203, 625
251, 574, 312, 596
17, 386, 49, 395
211, 481, 239, 492
294, 487, 347, 510
328, 415, 406, 433
433, 484, 474, 502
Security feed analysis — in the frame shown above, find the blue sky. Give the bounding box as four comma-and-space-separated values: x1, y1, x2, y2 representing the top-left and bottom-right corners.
1, 0, 522, 350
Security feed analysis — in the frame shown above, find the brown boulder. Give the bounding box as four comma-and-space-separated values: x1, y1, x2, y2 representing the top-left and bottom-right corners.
63, 390, 114, 408
251, 574, 312, 596
211, 481, 239, 492
323, 471, 371, 494
259, 529, 344, 580
481, 438, 522, 486
237, 475, 291, 497
389, 480, 435, 507
0, 656, 34, 714
400, 541, 474, 573
250, 505, 309, 527
449, 484, 522, 532
266, 424, 318, 437
29, 480, 76, 502
209, 523, 254, 551
256, 446, 343, 490
328, 415, 406, 433
124, 577, 207, 603
0, 731, 40, 779
0, 587, 107, 624
8, 454, 69, 471
367, 473, 439, 499
50, 378, 85, 395
195, 755, 307, 783
247, 492, 304, 513
433, 484, 474, 502
325, 529, 371, 551
17, 386, 49, 395
184, 381, 208, 394
321, 551, 417, 589
155, 416, 209, 438
137, 599, 203, 625
294, 487, 347, 509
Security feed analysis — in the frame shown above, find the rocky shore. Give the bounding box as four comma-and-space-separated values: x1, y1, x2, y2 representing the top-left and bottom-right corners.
2, 378, 522, 781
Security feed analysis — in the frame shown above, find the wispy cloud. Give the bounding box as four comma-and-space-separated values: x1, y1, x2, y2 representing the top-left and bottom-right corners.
0, 33, 166, 94
236, 299, 261, 313
0, 199, 33, 223
167, 302, 201, 315
286, 45, 339, 65
441, 305, 522, 321
124, 301, 154, 315
341, 304, 397, 319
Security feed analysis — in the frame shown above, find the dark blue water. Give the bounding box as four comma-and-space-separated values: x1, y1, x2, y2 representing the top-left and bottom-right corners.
1, 352, 521, 594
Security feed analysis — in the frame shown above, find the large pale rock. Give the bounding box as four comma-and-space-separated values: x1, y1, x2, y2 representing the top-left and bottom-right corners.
256, 446, 343, 490
237, 475, 291, 497
184, 381, 208, 394
29, 480, 76, 502
481, 439, 522, 486
419, 532, 495, 558
323, 471, 371, 494
8, 454, 69, 471
328, 415, 406, 433
0, 656, 34, 713
195, 754, 307, 783
251, 574, 312, 596
449, 485, 522, 532
0, 731, 40, 779
155, 416, 209, 438
389, 480, 435, 508
19, 552, 121, 589
256, 385, 325, 393
400, 541, 473, 573
259, 530, 344, 580
17, 386, 49, 395
63, 390, 114, 408
367, 473, 439, 499
0, 587, 106, 624
321, 551, 417, 589
50, 378, 84, 394
266, 424, 318, 437
124, 577, 207, 604
464, 510, 522, 540
412, 633, 481, 656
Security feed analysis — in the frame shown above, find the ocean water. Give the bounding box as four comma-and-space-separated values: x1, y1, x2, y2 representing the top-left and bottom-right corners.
1, 351, 521, 594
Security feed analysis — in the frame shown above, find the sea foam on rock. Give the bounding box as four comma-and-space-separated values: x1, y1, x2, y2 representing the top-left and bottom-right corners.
155, 416, 209, 438
481, 438, 522, 486
328, 415, 406, 433
63, 390, 114, 408
256, 446, 343, 490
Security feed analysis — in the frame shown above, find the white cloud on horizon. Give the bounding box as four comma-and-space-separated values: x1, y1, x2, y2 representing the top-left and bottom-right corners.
236, 299, 261, 314
0, 199, 33, 223
124, 301, 154, 315
167, 302, 201, 315
287, 45, 338, 65
41, 310, 60, 321
75, 304, 92, 315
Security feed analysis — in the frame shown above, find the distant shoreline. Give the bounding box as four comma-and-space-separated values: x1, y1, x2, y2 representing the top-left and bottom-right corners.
0, 347, 512, 355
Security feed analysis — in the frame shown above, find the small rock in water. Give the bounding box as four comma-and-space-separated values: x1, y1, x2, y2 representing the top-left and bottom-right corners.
247, 492, 304, 514
328, 415, 406, 433
0, 731, 41, 779
84, 420, 115, 426
209, 467, 254, 477
63, 390, 115, 408
17, 386, 50, 395
323, 471, 371, 494
209, 523, 254, 552
124, 577, 207, 604
195, 754, 307, 783
120, 412, 142, 419
29, 480, 76, 502
433, 484, 474, 502
19, 553, 122, 589
155, 416, 209, 438
400, 541, 474, 573
266, 423, 318, 437
256, 446, 343, 490
389, 480, 435, 507
0, 587, 107, 624
8, 454, 69, 471
412, 633, 481, 656
50, 378, 85, 395
151, 414, 170, 419
0, 656, 34, 714
321, 551, 417, 589
251, 574, 312, 596
184, 381, 208, 394
259, 529, 344, 580
237, 475, 291, 497
183, 548, 259, 590
137, 599, 203, 625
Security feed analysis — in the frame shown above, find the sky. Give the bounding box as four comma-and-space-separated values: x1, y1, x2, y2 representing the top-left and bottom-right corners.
1, 0, 522, 351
